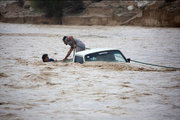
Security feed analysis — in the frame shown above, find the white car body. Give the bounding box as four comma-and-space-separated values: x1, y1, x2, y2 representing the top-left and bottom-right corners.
73, 48, 129, 63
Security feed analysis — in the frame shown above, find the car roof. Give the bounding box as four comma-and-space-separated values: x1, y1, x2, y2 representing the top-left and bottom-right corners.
75, 48, 120, 57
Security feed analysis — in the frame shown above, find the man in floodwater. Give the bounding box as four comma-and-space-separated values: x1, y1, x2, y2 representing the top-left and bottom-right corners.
42, 54, 57, 62
62, 36, 85, 62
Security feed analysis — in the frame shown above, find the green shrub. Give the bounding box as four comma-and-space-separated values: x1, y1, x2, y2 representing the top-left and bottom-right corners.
30, 0, 84, 17
30, 0, 65, 17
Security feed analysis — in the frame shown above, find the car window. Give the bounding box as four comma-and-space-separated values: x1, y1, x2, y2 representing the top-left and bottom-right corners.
114, 53, 126, 62
85, 50, 126, 62
74, 56, 84, 63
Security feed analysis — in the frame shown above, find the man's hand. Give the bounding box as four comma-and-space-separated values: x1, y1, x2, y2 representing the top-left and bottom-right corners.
63, 58, 67, 62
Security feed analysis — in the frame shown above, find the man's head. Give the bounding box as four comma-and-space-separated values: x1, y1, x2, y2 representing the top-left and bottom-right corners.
42, 54, 49, 62
62, 36, 68, 45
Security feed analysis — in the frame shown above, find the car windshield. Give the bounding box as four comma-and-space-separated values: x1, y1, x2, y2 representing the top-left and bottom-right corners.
85, 50, 126, 62
74, 56, 84, 63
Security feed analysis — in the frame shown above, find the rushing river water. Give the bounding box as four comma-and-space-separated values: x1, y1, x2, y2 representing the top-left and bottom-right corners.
0, 23, 180, 120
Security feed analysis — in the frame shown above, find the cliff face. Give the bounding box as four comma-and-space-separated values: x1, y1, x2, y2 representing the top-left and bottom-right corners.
62, 0, 180, 27
0, 0, 179, 27
0, 0, 60, 24
62, 0, 144, 25
128, 1, 180, 27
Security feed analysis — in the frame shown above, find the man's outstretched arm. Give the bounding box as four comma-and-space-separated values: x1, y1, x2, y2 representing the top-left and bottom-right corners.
63, 47, 73, 62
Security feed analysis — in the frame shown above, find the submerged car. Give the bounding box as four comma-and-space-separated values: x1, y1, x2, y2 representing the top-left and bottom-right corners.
73, 48, 130, 64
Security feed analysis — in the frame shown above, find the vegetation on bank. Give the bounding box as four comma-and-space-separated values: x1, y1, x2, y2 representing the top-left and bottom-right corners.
30, 0, 84, 17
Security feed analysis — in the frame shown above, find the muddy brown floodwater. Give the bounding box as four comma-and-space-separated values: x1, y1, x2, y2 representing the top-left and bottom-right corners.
0, 23, 180, 120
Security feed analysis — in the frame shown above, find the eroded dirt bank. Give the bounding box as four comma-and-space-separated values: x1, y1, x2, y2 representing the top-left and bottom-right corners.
0, 0, 179, 27
128, 1, 180, 27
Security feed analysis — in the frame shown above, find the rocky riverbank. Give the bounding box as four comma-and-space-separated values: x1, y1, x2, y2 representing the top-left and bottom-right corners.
128, 0, 180, 27
0, 0, 179, 27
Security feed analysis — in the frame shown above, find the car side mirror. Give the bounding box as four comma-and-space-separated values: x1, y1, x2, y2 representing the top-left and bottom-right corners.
127, 58, 131, 63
